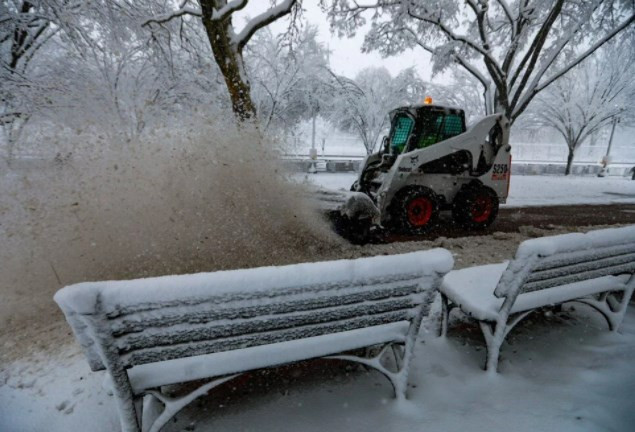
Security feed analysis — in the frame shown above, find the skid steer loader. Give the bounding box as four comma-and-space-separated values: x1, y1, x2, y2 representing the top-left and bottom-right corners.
328, 100, 511, 241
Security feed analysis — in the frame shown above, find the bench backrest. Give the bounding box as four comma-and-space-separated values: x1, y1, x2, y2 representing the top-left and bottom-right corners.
55, 249, 453, 371
494, 225, 635, 300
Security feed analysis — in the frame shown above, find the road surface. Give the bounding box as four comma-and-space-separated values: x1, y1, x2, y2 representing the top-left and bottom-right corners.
372, 203, 635, 243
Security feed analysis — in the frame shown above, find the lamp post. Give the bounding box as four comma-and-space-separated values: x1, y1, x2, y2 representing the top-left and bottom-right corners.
598, 115, 620, 177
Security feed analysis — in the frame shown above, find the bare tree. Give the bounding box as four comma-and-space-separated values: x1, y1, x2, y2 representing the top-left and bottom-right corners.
2, 1, 233, 152
0, 1, 74, 159
524, 40, 635, 175
425, 68, 486, 123
324, 0, 634, 123
143, 0, 301, 122
246, 25, 330, 133
326, 67, 426, 154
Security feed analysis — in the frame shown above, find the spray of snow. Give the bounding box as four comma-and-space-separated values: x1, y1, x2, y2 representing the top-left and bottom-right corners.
0, 116, 344, 330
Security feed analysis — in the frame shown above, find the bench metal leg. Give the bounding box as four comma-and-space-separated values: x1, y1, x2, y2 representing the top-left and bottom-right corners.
326, 342, 410, 399
571, 276, 635, 332
439, 293, 456, 338
573, 289, 635, 332
327, 301, 429, 400
139, 374, 239, 432
479, 310, 534, 373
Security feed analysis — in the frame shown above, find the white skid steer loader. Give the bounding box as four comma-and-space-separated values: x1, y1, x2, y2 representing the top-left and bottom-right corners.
327, 101, 511, 242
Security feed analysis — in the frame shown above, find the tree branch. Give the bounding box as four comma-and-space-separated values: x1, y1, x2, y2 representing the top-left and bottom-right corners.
508, 0, 565, 113
142, 7, 202, 27
512, 12, 635, 120
212, 0, 249, 22
534, 13, 635, 95
234, 0, 298, 51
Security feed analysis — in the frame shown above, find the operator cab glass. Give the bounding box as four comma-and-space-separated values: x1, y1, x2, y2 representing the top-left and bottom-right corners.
388, 107, 467, 155
389, 114, 414, 154
418, 111, 465, 148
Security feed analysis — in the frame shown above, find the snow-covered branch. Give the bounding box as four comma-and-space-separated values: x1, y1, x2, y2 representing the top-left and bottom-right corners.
532, 13, 635, 96
211, 0, 249, 21
325, 0, 635, 122
234, 0, 298, 50
142, 6, 202, 27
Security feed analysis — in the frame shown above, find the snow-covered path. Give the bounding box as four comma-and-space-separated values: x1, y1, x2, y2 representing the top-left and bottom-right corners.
296, 173, 635, 207
2, 304, 635, 432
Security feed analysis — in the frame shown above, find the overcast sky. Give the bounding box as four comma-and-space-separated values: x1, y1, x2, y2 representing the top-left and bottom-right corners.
239, 1, 435, 80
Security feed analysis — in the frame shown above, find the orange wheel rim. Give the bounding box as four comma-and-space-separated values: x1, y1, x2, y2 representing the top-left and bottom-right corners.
471, 195, 493, 223
407, 197, 433, 227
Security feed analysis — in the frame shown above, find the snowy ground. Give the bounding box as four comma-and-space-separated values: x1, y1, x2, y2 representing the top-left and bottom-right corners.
296, 173, 635, 207
2, 303, 634, 432
2, 170, 634, 431
2, 227, 634, 431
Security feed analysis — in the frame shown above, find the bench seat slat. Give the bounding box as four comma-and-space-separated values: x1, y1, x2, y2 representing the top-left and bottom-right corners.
110, 283, 420, 337
122, 310, 411, 367
116, 295, 421, 352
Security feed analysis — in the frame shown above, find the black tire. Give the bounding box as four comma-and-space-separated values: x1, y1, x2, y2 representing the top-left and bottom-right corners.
390, 187, 440, 234
452, 185, 499, 229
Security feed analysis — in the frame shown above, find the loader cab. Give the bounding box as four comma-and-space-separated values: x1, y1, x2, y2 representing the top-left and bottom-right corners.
388, 105, 467, 155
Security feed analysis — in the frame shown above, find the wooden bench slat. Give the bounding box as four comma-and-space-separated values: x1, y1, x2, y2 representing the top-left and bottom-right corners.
532, 243, 635, 272
104, 272, 424, 318
126, 322, 412, 393
526, 252, 635, 284
121, 310, 412, 367
522, 262, 635, 293
116, 295, 422, 353
110, 283, 420, 337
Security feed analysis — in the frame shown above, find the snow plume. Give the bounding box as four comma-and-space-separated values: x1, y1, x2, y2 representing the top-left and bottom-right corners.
0, 117, 343, 328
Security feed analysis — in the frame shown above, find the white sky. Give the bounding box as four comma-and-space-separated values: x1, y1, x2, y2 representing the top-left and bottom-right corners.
238, 1, 434, 80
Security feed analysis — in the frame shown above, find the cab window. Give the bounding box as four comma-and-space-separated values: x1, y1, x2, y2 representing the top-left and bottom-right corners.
418, 112, 465, 148
390, 114, 414, 153
442, 114, 464, 139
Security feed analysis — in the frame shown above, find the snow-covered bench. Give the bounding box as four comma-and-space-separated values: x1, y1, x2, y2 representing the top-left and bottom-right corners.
54, 250, 453, 432
439, 225, 635, 373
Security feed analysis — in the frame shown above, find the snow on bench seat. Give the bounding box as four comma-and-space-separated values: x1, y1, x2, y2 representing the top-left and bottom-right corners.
442, 263, 630, 321
55, 249, 453, 432
439, 225, 635, 373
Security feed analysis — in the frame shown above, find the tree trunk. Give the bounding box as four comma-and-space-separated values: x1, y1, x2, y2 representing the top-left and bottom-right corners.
565, 148, 575, 176
201, 14, 256, 122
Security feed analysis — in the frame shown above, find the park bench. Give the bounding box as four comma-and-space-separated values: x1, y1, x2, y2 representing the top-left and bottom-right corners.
439, 225, 635, 373
54, 249, 453, 432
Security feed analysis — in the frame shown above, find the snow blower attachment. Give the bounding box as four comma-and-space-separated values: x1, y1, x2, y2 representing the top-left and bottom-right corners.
329, 101, 511, 243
